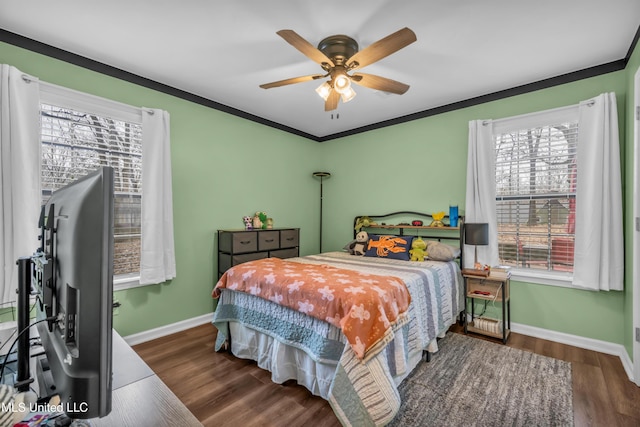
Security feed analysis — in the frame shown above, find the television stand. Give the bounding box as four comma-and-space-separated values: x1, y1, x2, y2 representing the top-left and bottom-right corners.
87, 331, 201, 426
19, 330, 201, 426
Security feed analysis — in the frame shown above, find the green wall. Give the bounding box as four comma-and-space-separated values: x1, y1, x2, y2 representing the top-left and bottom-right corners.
1, 39, 637, 353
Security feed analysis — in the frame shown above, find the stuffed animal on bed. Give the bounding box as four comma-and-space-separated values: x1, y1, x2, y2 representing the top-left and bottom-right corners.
409, 237, 427, 261
350, 231, 369, 256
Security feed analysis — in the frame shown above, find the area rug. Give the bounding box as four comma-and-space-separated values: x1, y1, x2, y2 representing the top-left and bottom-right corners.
388, 333, 573, 426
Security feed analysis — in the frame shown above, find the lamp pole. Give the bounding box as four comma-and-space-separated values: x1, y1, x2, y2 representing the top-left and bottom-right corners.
313, 172, 331, 253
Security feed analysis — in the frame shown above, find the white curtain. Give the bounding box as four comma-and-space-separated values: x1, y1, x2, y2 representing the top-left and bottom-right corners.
464, 120, 499, 269
139, 108, 176, 285
573, 93, 623, 291
0, 65, 41, 304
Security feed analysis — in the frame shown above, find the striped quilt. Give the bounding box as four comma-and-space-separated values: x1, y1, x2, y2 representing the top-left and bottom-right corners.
212, 251, 463, 426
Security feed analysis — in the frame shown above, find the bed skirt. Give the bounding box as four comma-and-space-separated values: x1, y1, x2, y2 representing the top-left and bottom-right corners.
224, 320, 444, 401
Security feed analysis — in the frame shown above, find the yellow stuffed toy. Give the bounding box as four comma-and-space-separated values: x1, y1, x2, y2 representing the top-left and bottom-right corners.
409, 237, 427, 261
429, 212, 446, 227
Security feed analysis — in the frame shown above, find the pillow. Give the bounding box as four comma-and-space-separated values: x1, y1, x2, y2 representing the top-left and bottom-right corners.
426, 241, 461, 261
364, 235, 413, 261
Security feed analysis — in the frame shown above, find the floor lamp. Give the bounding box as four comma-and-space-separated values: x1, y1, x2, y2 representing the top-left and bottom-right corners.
313, 172, 331, 253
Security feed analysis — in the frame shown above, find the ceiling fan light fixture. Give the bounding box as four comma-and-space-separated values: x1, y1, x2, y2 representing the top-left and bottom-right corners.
333, 73, 351, 94
340, 86, 356, 103
261, 28, 417, 111
315, 81, 332, 101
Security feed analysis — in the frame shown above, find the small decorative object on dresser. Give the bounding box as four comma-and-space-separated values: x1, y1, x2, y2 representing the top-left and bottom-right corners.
253, 211, 268, 229
217, 228, 300, 277
252, 214, 262, 229
243, 216, 253, 230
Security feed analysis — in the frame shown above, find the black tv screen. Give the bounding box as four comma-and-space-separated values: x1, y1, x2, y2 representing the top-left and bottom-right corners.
36, 166, 114, 419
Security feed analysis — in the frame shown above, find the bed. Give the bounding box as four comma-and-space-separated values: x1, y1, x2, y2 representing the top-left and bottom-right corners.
211, 212, 464, 426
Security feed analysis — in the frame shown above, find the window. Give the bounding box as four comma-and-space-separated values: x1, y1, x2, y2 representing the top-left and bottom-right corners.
493, 106, 579, 275
468, 94, 621, 290
39, 85, 143, 281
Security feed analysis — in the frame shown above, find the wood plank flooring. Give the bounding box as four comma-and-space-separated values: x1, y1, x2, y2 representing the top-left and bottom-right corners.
133, 323, 640, 427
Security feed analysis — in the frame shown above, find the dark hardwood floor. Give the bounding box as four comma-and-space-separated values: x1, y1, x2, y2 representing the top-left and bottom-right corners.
133, 323, 640, 427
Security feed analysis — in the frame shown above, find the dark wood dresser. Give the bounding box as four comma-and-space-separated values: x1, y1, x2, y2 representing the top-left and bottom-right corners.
217, 228, 300, 278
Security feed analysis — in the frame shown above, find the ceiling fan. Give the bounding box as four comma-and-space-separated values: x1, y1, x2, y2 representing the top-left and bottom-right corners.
259, 28, 417, 111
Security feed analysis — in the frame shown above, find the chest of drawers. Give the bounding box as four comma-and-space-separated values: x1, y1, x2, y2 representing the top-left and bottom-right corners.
217, 228, 300, 277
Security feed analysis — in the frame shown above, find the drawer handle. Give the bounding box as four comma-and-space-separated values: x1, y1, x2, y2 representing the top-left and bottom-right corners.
285, 237, 294, 241
240, 240, 251, 245
265, 239, 275, 242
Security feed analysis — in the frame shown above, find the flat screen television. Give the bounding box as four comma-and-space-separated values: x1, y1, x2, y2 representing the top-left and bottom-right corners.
34, 166, 114, 419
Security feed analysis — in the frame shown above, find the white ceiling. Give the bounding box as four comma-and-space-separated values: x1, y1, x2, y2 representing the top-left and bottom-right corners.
1, 0, 639, 140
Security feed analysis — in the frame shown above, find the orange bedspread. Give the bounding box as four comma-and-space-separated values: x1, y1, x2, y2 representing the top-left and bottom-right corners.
213, 258, 411, 360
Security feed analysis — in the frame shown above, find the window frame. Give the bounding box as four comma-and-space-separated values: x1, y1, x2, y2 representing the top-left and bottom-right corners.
39, 83, 145, 291
491, 104, 579, 287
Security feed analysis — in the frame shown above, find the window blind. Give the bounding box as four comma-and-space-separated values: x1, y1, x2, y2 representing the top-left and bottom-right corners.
40, 103, 143, 276
494, 120, 578, 271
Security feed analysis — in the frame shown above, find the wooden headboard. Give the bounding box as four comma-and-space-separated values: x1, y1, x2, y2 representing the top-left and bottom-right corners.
353, 211, 464, 265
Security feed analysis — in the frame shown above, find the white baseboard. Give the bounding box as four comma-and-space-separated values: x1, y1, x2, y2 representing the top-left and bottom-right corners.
123, 313, 212, 346
511, 322, 635, 383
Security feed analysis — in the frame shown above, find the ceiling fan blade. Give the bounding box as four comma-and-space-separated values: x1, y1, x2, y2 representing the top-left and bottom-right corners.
260, 74, 325, 89
325, 89, 339, 111
351, 73, 410, 94
276, 30, 335, 67
347, 27, 417, 69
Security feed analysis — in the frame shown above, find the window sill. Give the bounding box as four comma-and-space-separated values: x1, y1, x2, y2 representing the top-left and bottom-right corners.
510, 268, 574, 288
114, 273, 145, 291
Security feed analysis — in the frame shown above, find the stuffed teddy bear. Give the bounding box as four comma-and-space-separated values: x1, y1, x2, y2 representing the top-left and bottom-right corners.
252, 211, 268, 229
410, 236, 428, 261
252, 214, 262, 229
350, 231, 369, 256
253, 211, 268, 229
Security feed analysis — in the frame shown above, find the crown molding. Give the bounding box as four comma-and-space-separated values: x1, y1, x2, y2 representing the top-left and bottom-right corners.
2, 25, 638, 143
